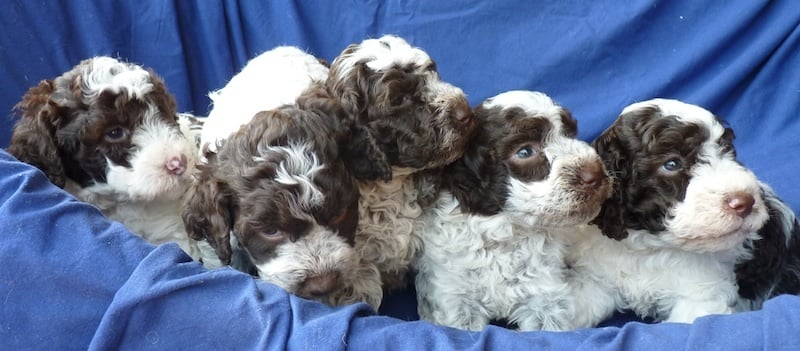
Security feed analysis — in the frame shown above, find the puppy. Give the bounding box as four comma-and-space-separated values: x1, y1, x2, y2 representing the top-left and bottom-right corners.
412, 91, 612, 331
200, 46, 329, 154
326, 35, 476, 295
181, 90, 378, 307
6, 56, 211, 263
735, 183, 800, 309
568, 98, 776, 326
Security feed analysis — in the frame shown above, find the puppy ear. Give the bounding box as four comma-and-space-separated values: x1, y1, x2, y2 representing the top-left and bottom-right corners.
590, 123, 631, 240
327, 60, 370, 119
6, 80, 69, 187
446, 141, 509, 215
445, 111, 508, 215
342, 125, 392, 181
735, 184, 800, 300
182, 158, 235, 265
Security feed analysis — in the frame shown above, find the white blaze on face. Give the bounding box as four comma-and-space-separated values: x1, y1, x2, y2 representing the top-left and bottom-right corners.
489, 91, 609, 228
628, 99, 770, 252
254, 142, 326, 218
254, 225, 358, 295
663, 149, 768, 252
81, 56, 154, 100
106, 105, 197, 201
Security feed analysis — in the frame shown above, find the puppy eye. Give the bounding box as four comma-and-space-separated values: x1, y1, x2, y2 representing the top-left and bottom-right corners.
391, 94, 410, 106
260, 228, 286, 241
515, 146, 537, 159
104, 127, 129, 143
662, 159, 683, 172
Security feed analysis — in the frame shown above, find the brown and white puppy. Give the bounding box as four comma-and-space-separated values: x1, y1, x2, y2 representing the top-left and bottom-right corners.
413, 91, 612, 331
181, 89, 376, 307
568, 98, 778, 326
6, 56, 211, 264
326, 35, 476, 296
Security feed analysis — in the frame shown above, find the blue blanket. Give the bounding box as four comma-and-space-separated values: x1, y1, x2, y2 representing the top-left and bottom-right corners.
2, 1, 800, 349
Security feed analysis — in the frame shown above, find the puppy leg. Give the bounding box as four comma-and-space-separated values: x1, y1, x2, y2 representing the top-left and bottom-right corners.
512, 290, 575, 331
667, 295, 735, 323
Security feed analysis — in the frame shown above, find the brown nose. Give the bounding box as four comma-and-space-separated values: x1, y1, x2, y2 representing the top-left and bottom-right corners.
300, 271, 340, 297
166, 154, 188, 175
578, 162, 605, 189
725, 192, 755, 218
452, 101, 473, 124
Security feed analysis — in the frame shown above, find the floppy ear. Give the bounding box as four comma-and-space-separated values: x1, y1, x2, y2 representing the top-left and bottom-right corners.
182, 157, 236, 265
7, 80, 69, 187
446, 139, 509, 216
590, 123, 631, 240
735, 184, 800, 300
341, 125, 392, 181
444, 111, 508, 215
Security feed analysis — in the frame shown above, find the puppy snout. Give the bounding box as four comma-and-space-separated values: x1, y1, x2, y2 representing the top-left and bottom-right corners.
578, 162, 605, 189
165, 154, 188, 175
725, 192, 755, 218
300, 271, 341, 297
452, 101, 473, 124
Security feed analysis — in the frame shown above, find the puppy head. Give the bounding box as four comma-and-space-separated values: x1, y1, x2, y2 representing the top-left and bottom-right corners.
327, 34, 475, 181
592, 99, 769, 252
182, 100, 361, 303
447, 90, 611, 228
8, 56, 196, 201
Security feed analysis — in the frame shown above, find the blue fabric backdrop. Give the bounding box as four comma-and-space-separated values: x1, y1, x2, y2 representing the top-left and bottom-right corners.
1, 0, 800, 346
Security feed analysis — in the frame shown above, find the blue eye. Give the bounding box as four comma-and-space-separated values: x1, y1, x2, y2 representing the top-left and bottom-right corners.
663, 159, 683, 172
105, 127, 128, 142
263, 228, 280, 236
516, 146, 537, 159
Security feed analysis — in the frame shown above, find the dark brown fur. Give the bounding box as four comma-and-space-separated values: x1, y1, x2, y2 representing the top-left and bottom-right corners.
590, 107, 734, 240
7, 58, 178, 188
181, 88, 359, 266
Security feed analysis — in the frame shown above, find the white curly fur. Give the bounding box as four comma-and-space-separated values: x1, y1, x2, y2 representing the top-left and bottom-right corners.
413, 91, 612, 331
336, 36, 475, 301
567, 99, 771, 327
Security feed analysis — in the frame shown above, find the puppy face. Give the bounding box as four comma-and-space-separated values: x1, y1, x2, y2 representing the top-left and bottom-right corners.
448, 90, 611, 228
592, 99, 770, 252
8, 56, 196, 201
183, 97, 361, 303
327, 35, 475, 181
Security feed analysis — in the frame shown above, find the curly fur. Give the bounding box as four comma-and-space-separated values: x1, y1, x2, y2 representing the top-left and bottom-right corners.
568, 99, 777, 327
326, 35, 477, 296
183, 88, 383, 308
735, 183, 800, 310
413, 90, 612, 331
6, 56, 214, 265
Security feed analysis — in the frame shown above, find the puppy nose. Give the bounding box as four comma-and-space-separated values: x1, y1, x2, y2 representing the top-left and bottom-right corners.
452, 101, 473, 124
166, 154, 188, 175
726, 192, 755, 218
578, 162, 605, 189
300, 271, 340, 297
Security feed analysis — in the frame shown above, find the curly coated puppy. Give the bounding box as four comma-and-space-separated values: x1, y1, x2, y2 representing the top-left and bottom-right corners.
413, 90, 612, 331
567, 98, 791, 327
7, 56, 213, 264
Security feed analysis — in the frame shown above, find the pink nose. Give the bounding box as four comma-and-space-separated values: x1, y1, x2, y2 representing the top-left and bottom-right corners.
166, 154, 188, 175
725, 192, 755, 218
